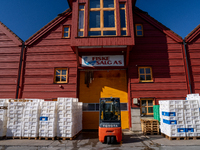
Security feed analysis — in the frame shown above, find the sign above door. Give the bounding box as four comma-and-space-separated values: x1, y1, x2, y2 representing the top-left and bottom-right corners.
82, 55, 124, 67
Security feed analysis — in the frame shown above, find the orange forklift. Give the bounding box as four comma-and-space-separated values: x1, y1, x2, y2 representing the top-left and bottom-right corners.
99, 97, 122, 144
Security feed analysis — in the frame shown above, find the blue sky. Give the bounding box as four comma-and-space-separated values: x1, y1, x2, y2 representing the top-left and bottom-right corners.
0, 0, 199, 41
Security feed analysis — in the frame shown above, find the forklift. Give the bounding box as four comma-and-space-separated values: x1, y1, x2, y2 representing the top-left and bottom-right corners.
99, 97, 122, 144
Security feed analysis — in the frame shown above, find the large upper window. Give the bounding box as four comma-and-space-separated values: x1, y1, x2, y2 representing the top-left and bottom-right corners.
89, 0, 116, 36
119, 3, 127, 36
138, 67, 153, 82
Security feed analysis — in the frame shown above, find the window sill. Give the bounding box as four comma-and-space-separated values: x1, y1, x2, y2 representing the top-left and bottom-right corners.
75, 35, 131, 38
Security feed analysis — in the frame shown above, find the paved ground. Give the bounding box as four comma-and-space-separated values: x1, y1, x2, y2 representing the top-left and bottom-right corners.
1, 131, 200, 150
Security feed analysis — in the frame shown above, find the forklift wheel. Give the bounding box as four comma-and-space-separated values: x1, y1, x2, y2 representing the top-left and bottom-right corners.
111, 136, 116, 144
107, 136, 111, 144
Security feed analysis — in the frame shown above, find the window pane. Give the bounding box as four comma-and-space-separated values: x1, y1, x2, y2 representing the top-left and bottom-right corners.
62, 70, 66, 75
120, 4, 125, 8
79, 11, 84, 29
79, 5, 84, 9
146, 75, 151, 80
83, 103, 88, 111
103, 31, 116, 35
103, 0, 114, 8
78, 31, 83, 37
90, 0, 100, 8
139, 68, 144, 74
148, 100, 153, 106
121, 30, 126, 36
146, 68, 151, 74
142, 107, 147, 114
56, 76, 60, 82
64, 27, 69, 32
88, 104, 95, 111
120, 9, 126, 28
96, 104, 99, 111
56, 70, 61, 75
104, 11, 115, 27
89, 11, 100, 28
64, 33, 69, 37
137, 31, 143, 36
141, 101, 146, 106
88, 31, 101, 36
140, 75, 145, 80
148, 107, 153, 113
137, 25, 142, 30
61, 76, 66, 81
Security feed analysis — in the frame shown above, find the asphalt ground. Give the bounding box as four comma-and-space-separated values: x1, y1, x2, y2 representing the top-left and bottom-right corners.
1, 131, 200, 150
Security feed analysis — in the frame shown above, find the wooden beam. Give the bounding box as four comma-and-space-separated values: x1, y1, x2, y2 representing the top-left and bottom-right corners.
126, 46, 130, 66
76, 47, 80, 67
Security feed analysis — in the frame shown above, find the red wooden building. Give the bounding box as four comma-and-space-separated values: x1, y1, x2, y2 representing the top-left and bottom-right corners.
0, 21, 23, 99
185, 25, 200, 94
13, 0, 190, 130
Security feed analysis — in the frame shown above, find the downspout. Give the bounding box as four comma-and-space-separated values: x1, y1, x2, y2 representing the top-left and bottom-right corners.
16, 42, 25, 99
183, 40, 192, 94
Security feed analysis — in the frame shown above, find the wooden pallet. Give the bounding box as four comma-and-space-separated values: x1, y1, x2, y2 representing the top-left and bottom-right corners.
0, 136, 6, 140
143, 131, 160, 135
38, 137, 55, 140
186, 136, 200, 140
6, 136, 22, 140
22, 137, 38, 140
57, 131, 82, 141
8, 99, 33, 102
161, 133, 187, 140
141, 119, 160, 134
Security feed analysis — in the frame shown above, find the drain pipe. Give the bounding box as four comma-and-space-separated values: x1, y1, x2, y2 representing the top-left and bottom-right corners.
183, 39, 192, 94
16, 42, 25, 99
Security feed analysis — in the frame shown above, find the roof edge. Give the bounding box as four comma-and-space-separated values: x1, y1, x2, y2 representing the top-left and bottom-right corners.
0, 21, 23, 45
134, 7, 183, 43
25, 8, 72, 46
185, 24, 200, 43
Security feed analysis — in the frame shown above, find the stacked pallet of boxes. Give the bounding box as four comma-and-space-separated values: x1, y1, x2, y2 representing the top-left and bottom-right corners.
57, 98, 82, 139
186, 94, 200, 137
22, 101, 40, 139
39, 101, 57, 140
0, 99, 8, 138
159, 95, 200, 139
6, 100, 24, 138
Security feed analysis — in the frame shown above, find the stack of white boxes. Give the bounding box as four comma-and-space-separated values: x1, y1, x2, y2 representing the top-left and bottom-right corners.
0, 99, 8, 137
160, 94, 200, 138
57, 98, 82, 138
39, 101, 57, 138
7, 101, 24, 137
186, 94, 200, 137
159, 100, 186, 137
22, 101, 40, 138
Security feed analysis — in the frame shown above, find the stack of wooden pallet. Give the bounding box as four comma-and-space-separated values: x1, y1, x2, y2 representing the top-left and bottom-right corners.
141, 118, 159, 135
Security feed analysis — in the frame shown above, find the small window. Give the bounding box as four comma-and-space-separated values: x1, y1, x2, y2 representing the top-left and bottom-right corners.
140, 99, 154, 115
62, 26, 70, 38
135, 24, 143, 36
54, 68, 68, 83
139, 67, 153, 82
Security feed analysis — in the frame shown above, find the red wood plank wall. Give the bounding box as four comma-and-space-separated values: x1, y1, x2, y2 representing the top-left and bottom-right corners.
186, 34, 200, 94
21, 16, 78, 100
0, 30, 21, 98
129, 13, 188, 108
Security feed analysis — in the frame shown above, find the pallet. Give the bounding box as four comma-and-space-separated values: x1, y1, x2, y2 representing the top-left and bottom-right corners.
22, 137, 38, 140
0, 136, 6, 140
9, 99, 33, 102
141, 119, 160, 134
6, 136, 22, 140
186, 136, 200, 140
57, 131, 82, 141
38, 137, 55, 140
143, 132, 160, 135
161, 133, 187, 140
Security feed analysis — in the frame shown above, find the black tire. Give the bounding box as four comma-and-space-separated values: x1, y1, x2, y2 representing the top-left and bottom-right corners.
111, 136, 116, 144
107, 136, 111, 144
